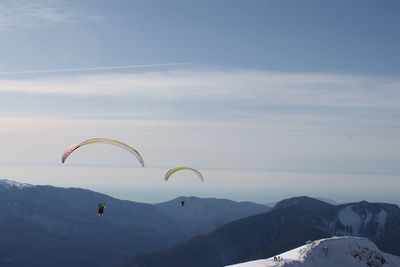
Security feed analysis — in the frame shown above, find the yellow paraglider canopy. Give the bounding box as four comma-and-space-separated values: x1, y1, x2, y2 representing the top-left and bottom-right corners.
164, 167, 204, 182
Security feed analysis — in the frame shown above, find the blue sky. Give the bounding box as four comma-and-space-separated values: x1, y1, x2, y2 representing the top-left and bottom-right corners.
0, 0, 399, 204
1, 0, 399, 74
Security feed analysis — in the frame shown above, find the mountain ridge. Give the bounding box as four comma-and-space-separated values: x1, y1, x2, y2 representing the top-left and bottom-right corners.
125, 196, 400, 267
0, 178, 270, 267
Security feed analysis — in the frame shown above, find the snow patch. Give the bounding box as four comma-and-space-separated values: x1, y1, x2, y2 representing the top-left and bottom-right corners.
376, 209, 387, 231
227, 236, 400, 267
0, 179, 34, 189
334, 205, 387, 236
338, 205, 361, 234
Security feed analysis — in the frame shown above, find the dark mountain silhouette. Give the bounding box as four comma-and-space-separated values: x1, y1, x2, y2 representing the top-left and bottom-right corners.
0, 179, 268, 267
274, 196, 332, 212
265, 196, 337, 208
125, 197, 400, 267
155, 196, 270, 237
0, 179, 182, 267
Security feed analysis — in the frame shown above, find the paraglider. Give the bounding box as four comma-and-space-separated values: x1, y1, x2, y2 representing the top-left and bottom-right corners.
62, 138, 144, 216
164, 167, 204, 207
164, 167, 204, 182
98, 203, 106, 216
61, 138, 144, 167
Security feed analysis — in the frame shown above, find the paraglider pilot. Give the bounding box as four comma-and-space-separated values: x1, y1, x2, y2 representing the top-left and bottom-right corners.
180, 200, 185, 207
98, 203, 106, 216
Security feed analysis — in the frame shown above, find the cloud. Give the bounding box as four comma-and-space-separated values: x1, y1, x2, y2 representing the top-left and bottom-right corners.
0, 68, 399, 175
0, 0, 104, 32
0, 69, 399, 136
0, 68, 399, 110
0, 69, 400, 132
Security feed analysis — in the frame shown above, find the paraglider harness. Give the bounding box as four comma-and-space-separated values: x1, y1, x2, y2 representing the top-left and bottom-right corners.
98, 203, 106, 216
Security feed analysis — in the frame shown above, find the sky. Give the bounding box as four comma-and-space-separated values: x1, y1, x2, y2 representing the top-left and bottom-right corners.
0, 0, 399, 204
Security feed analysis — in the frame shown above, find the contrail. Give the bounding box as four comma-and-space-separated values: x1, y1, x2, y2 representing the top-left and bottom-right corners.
0, 62, 190, 75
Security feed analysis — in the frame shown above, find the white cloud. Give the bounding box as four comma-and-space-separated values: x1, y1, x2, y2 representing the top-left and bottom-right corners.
1, 68, 399, 141
0, 69, 399, 176
0, 0, 104, 32
0, 69, 399, 110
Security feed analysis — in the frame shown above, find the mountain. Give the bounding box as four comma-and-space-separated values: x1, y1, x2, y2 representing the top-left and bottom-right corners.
265, 196, 337, 208
0, 179, 269, 267
228, 236, 400, 267
0, 179, 183, 267
274, 196, 332, 212
155, 196, 270, 237
316, 197, 339, 205
124, 197, 323, 267
125, 197, 400, 267
299, 201, 400, 256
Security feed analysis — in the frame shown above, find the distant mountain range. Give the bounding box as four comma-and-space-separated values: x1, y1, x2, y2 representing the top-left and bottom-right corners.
228, 236, 400, 267
155, 196, 270, 238
1, 179, 399, 267
0, 179, 269, 267
126, 196, 400, 267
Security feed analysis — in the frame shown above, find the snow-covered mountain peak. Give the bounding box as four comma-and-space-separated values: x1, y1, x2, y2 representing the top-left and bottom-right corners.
227, 236, 400, 267
0, 179, 34, 190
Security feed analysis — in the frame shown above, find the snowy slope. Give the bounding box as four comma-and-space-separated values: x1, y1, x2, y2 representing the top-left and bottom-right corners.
331, 204, 388, 236
0, 178, 34, 189
227, 236, 400, 267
